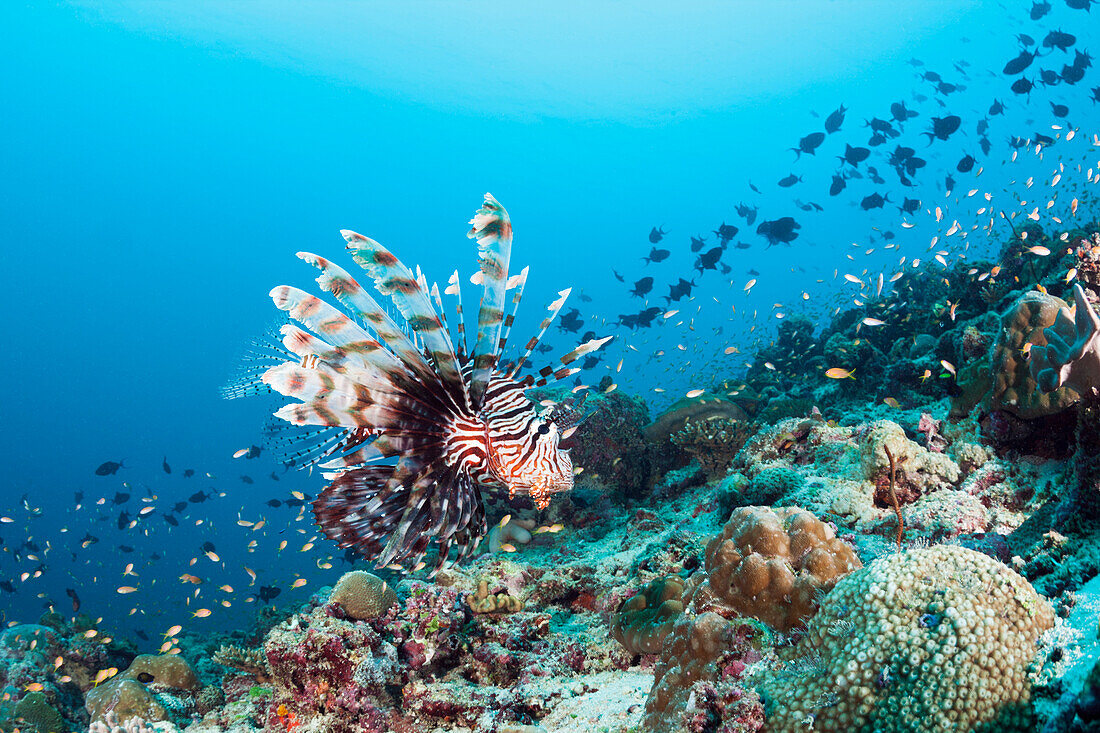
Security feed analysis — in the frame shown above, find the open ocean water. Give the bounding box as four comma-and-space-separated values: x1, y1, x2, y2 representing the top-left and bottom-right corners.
3, 2, 1100, 731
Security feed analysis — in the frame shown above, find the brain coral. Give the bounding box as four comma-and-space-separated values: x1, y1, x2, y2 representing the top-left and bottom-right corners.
330, 570, 398, 620
686, 506, 862, 633
760, 545, 1054, 732
611, 576, 685, 654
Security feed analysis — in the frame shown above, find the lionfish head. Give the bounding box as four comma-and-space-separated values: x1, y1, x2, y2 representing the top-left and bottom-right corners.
488, 411, 577, 510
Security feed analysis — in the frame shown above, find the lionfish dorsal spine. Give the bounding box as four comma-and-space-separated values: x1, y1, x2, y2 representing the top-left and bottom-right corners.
498, 266, 529, 360
508, 287, 572, 379
445, 270, 467, 360
342, 230, 468, 409
466, 193, 513, 409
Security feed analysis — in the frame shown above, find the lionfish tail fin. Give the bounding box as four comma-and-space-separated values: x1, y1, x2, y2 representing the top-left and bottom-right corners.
467, 193, 513, 408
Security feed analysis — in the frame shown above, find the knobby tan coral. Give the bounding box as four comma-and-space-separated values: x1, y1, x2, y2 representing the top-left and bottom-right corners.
686, 506, 862, 633
467, 579, 524, 613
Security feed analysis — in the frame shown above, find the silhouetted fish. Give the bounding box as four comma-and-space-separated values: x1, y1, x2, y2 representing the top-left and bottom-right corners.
777, 173, 801, 188
66, 588, 80, 612
183, 469, 195, 478
838, 144, 870, 166
924, 115, 961, 141
558, 308, 583, 333
756, 217, 801, 246
630, 277, 654, 298
162, 456, 171, 474
95, 460, 125, 476
665, 278, 695, 303
1003, 50, 1038, 75
1044, 30, 1076, 52
861, 192, 889, 210
791, 131, 825, 158
713, 222, 739, 243
1030, 0, 1051, 18
113, 492, 130, 505
824, 105, 846, 133
643, 247, 670, 264
259, 585, 281, 603
648, 226, 667, 243
690, 235, 707, 252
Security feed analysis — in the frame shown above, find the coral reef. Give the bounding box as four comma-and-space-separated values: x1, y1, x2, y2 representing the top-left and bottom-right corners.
644, 613, 766, 732
671, 417, 757, 480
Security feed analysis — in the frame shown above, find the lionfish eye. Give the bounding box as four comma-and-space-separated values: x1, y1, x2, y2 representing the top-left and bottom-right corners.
536, 423, 550, 435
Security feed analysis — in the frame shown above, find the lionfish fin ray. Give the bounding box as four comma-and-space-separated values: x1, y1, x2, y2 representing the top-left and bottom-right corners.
467, 193, 513, 408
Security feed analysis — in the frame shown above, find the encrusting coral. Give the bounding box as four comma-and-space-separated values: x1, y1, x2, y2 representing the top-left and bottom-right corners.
329, 570, 398, 621
1031, 283, 1100, 396
685, 506, 862, 633
760, 545, 1054, 732
466, 579, 524, 614
611, 575, 685, 655
671, 417, 756, 479
644, 612, 766, 732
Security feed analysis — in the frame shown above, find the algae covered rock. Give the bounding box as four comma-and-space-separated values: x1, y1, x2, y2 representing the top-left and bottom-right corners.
745, 465, 804, 504
126, 653, 200, 690
86, 678, 167, 725
329, 570, 398, 620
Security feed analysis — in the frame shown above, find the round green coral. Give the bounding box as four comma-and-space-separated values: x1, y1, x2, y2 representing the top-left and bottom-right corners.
745, 465, 804, 504
611, 576, 685, 654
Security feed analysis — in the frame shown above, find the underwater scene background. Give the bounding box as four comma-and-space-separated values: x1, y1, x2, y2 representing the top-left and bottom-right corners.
3, 1, 1100, 731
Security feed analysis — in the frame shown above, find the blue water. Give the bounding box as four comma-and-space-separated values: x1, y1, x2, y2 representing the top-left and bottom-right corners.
1, 0, 1096, 637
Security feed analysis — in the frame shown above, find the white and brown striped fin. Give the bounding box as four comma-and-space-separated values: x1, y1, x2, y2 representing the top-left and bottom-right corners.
344, 231, 468, 408
508, 288, 572, 378
466, 193, 513, 409
497, 266, 529, 357
531, 335, 614, 387
296, 252, 437, 385
445, 270, 468, 359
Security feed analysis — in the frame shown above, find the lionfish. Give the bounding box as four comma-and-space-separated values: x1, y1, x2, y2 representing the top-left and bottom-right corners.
228, 194, 611, 573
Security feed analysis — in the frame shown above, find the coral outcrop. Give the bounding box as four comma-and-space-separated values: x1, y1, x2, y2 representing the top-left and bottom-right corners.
760, 545, 1054, 731
686, 506, 862, 633
329, 571, 399, 621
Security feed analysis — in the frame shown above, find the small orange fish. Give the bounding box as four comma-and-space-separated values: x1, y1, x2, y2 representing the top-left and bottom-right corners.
825, 367, 855, 380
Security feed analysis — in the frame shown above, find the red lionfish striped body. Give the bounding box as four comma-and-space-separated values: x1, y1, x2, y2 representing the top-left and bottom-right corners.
233, 194, 611, 573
